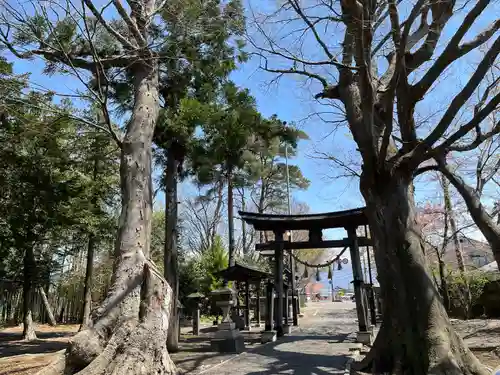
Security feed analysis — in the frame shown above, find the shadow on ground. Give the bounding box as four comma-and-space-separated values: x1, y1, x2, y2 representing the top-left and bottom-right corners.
0, 331, 72, 358
200, 334, 350, 375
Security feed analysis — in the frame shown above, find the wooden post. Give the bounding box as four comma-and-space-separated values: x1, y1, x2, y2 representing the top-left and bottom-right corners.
265, 281, 274, 331
364, 224, 377, 326
193, 306, 200, 335
347, 226, 368, 332
256, 280, 261, 327
290, 251, 298, 326
236, 282, 240, 316
274, 230, 284, 337
244, 281, 250, 330
283, 284, 289, 326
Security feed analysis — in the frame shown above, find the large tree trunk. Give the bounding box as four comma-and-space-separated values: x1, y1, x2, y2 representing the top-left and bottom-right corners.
438, 162, 500, 271
355, 171, 487, 375
39, 287, 57, 327
22, 246, 37, 340
39, 61, 176, 375
164, 151, 179, 353
80, 234, 96, 330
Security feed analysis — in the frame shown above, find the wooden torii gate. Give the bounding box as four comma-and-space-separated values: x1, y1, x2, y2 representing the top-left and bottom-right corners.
239, 207, 376, 343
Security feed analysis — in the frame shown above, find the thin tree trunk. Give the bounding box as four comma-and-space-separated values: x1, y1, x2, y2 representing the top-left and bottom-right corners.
355, 173, 487, 375
22, 246, 37, 341
442, 176, 467, 272
164, 151, 179, 353
227, 165, 235, 267
438, 162, 500, 271
81, 155, 99, 330
58, 61, 176, 375
210, 178, 224, 249
436, 250, 450, 311
441, 175, 471, 317
439, 201, 451, 312
39, 287, 57, 326
80, 234, 96, 330
258, 180, 266, 244
241, 188, 247, 254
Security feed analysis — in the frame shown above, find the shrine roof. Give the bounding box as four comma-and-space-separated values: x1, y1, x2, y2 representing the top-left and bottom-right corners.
238, 207, 368, 231
215, 261, 272, 282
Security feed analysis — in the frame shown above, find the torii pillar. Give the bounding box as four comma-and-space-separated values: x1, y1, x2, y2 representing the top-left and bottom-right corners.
273, 230, 285, 337
347, 226, 372, 344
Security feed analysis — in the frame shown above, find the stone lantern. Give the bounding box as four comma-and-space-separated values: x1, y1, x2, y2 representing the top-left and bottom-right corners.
210, 286, 245, 353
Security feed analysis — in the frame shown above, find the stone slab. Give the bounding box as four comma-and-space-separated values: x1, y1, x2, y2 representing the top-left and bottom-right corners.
356, 331, 373, 345
218, 321, 236, 331
211, 329, 245, 353
261, 330, 277, 343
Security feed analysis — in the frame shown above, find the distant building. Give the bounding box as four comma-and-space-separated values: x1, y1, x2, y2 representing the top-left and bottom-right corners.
479, 261, 498, 273
440, 236, 494, 270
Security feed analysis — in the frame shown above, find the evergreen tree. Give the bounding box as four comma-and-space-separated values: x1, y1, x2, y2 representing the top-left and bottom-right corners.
0, 59, 93, 339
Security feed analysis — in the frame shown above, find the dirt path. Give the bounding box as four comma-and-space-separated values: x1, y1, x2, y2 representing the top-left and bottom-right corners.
0, 324, 78, 375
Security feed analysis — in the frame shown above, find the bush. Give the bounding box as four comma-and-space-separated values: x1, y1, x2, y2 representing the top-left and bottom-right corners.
446, 270, 494, 319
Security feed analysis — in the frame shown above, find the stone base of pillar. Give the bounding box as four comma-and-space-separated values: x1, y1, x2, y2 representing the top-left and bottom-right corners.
356, 330, 374, 345
211, 328, 246, 353
253, 323, 263, 328
261, 330, 277, 343
282, 324, 292, 334
218, 321, 236, 331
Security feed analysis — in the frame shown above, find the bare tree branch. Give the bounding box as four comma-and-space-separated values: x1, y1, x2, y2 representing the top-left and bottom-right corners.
422, 36, 500, 148
412, 0, 499, 101
111, 0, 146, 47
82, 0, 136, 49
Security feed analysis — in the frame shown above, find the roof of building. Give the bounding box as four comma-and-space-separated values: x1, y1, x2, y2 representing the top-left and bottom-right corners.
441, 236, 493, 269
479, 261, 499, 272
238, 208, 368, 231
214, 261, 272, 282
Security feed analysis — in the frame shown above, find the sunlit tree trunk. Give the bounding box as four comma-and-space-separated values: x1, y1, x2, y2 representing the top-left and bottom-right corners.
164, 151, 179, 352
22, 245, 37, 340
59, 61, 177, 375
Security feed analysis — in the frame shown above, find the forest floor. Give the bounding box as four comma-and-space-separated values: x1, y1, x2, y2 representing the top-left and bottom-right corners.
0, 313, 499, 374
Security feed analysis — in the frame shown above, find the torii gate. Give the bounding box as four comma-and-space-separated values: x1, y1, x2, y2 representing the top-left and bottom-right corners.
239, 207, 376, 344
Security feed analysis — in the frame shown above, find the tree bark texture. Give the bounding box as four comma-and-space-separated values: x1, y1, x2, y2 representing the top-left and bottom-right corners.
355, 171, 488, 375
439, 163, 500, 271
41, 61, 178, 375
164, 153, 179, 352
39, 287, 57, 327
22, 246, 37, 340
